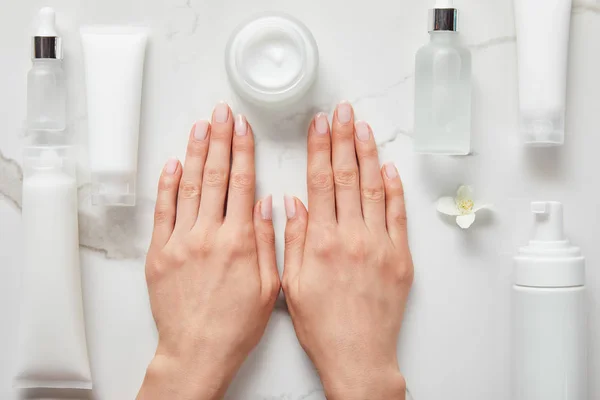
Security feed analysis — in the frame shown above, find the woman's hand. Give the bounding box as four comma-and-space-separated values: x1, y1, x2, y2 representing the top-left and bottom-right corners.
137, 103, 280, 400
283, 102, 414, 400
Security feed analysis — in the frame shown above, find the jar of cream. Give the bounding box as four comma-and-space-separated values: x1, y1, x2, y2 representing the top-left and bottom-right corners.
225, 13, 319, 107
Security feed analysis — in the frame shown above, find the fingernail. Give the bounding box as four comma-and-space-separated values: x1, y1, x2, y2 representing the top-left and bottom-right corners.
384, 162, 398, 179
355, 121, 370, 142
214, 102, 230, 123
235, 114, 247, 136
315, 112, 329, 135
194, 120, 209, 140
261, 195, 273, 220
284, 195, 296, 219
164, 158, 178, 175
337, 101, 352, 124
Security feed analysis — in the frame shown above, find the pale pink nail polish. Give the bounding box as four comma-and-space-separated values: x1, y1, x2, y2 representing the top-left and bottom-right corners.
315, 112, 329, 135
164, 158, 178, 175
194, 120, 209, 140
284, 195, 296, 219
337, 101, 353, 124
384, 162, 398, 179
213, 102, 230, 123
355, 121, 370, 142
261, 195, 273, 220
235, 115, 248, 136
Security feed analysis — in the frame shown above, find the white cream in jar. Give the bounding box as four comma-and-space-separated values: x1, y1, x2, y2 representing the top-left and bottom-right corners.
225, 13, 319, 107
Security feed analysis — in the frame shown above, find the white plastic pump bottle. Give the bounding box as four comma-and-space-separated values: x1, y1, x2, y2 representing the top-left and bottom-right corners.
512, 202, 587, 400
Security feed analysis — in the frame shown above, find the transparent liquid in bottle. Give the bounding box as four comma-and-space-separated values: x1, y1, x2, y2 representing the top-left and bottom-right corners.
414, 32, 471, 155
27, 59, 66, 131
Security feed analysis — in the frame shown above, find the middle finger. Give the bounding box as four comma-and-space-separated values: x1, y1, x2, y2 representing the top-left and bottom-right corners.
332, 102, 361, 224
197, 102, 234, 225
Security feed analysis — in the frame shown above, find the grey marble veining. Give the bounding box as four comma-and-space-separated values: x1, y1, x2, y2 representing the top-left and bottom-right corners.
227, 388, 325, 400
0, 149, 151, 259
0, 150, 22, 210
0, 31, 517, 263
573, 2, 600, 14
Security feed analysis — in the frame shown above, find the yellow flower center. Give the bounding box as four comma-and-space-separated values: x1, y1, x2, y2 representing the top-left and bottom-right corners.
457, 198, 474, 214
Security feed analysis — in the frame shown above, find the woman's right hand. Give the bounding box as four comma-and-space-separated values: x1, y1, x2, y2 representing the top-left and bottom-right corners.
282, 102, 414, 400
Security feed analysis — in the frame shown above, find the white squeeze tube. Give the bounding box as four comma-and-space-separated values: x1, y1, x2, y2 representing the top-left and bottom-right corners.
513, 0, 572, 146
15, 147, 92, 389
80, 26, 148, 206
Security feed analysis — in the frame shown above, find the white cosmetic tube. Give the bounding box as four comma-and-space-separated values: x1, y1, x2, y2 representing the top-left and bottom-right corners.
514, 0, 572, 146
15, 147, 92, 389
80, 27, 148, 206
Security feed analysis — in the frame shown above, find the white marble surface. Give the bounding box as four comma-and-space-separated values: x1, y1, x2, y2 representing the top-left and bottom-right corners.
1, 0, 600, 399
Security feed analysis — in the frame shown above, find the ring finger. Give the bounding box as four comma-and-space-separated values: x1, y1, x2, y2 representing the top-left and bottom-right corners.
175, 120, 210, 232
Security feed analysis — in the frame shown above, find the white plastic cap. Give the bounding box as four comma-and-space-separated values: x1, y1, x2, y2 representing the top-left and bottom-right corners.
37, 7, 58, 37
521, 111, 565, 146
91, 172, 136, 207
435, 0, 454, 8
23, 146, 76, 178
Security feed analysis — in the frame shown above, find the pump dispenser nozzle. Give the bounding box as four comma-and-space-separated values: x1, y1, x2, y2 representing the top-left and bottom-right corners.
515, 201, 585, 288
531, 201, 565, 242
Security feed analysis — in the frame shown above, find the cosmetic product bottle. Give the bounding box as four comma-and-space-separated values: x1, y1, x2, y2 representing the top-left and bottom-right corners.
513, 202, 587, 400
15, 147, 92, 389
514, 0, 572, 146
27, 7, 66, 132
413, 0, 471, 155
225, 13, 319, 108
80, 26, 148, 206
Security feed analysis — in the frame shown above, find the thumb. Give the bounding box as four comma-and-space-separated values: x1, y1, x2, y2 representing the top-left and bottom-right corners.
282, 195, 308, 291
254, 195, 280, 301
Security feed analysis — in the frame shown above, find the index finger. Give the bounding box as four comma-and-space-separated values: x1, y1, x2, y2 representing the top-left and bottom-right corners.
225, 115, 256, 222
307, 112, 336, 224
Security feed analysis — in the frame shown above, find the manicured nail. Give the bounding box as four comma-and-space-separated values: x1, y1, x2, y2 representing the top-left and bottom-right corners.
214, 102, 230, 123
284, 195, 296, 219
337, 101, 352, 124
384, 162, 398, 179
315, 112, 329, 135
194, 120, 209, 140
261, 195, 273, 220
235, 114, 247, 136
164, 158, 178, 175
355, 121, 370, 142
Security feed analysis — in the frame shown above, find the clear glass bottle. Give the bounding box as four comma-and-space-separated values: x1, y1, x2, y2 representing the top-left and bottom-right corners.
414, 1, 471, 155
27, 7, 66, 132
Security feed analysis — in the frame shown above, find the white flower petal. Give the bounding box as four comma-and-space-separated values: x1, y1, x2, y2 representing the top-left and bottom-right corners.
474, 203, 493, 212
437, 197, 461, 216
456, 213, 476, 229
456, 185, 474, 201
